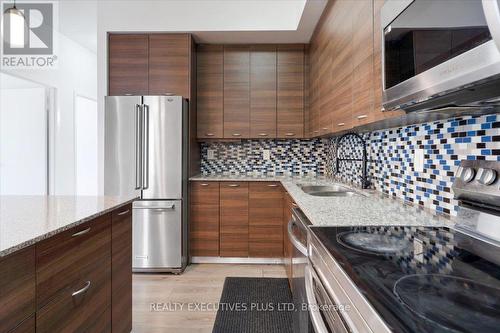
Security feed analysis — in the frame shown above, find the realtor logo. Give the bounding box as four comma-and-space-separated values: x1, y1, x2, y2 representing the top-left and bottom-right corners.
2, 2, 53, 54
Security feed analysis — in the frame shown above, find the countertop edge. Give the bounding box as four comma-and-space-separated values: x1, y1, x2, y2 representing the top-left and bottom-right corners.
0, 197, 137, 258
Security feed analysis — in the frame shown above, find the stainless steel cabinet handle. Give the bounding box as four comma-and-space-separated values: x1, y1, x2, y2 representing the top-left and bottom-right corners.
232, 133, 242, 137
322, 127, 328, 130
200, 183, 209, 186
206, 133, 215, 137
287, 220, 307, 256
267, 184, 278, 187
135, 104, 142, 190
228, 184, 240, 187
258, 133, 268, 137
337, 123, 345, 126
72, 281, 91, 297
117, 209, 130, 216
285, 132, 295, 136
142, 104, 150, 190
72, 227, 91, 237
357, 115, 368, 120
304, 266, 329, 333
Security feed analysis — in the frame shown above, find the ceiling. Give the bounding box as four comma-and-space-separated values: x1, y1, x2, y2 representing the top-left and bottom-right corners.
57, 0, 327, 52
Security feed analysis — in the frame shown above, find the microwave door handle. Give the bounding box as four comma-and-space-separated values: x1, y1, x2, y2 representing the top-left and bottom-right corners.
483, 0, 500, 52
305, 265, 329, 333
135, 104, 142, 190
142, 104, 149, 190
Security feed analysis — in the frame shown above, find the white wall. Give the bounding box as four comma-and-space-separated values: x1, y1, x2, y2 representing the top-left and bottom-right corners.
1, 2, 97, 195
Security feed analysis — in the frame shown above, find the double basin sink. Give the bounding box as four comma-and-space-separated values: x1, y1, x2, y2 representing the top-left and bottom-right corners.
299, 184, 363, 197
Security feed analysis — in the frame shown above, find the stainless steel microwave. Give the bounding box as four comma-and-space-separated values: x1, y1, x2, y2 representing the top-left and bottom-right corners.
381, 0, 500, 112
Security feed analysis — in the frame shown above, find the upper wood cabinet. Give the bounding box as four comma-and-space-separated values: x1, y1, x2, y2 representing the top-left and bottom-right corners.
148, 34, 192, 97
108, 34, 149, 96
277, 45, 304, 139
250, 45, 277, 139
197, 45, 224, 139
224, 46, 251, 139
108, 33, 193, 98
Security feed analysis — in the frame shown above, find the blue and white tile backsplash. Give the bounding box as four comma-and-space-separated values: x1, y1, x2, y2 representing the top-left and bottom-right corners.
200, 113, 500, 216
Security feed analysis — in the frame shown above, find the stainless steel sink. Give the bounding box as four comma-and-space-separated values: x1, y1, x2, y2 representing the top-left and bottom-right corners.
299, 184, 362, 197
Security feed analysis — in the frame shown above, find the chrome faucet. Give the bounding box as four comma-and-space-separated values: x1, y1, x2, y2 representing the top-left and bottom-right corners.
335, 132, 371, 189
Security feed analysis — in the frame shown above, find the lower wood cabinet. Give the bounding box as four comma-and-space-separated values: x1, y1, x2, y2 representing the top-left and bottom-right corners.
220, 182, 249, 257
0, 203, 133, 333
190, 182, 220, 256
283, 192, 294, 286
249, 182, 283, 257
0, 247, 35, 333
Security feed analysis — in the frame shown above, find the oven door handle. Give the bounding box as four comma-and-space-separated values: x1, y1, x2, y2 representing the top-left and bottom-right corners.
287, 218, 308, 256
483, 0, 500, 52
305, 265, 330, 333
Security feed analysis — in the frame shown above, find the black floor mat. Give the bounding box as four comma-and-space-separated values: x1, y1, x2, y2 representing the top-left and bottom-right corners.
212, 277, 294, 333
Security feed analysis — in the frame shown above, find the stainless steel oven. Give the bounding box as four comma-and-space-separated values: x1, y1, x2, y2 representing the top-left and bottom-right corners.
381, 0, 500, 112
288, 208, 312, 333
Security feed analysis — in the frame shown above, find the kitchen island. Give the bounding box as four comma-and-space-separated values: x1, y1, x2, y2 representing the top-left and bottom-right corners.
0, 195, 136, 333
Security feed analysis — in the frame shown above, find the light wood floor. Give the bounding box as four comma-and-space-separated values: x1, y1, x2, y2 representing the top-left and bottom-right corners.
132, 263, 287, 333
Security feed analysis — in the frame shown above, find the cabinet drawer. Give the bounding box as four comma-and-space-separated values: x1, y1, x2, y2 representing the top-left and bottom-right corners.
36, 255, 111, 333
0, 247, 35, 333
36, 214, 111, 308
190, 181, 220, 205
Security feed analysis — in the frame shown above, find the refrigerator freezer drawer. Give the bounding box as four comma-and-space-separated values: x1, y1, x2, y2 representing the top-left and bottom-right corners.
133, 200, 182, 270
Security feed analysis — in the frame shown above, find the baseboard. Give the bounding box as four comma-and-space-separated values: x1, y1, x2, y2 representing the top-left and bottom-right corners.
190, 256, 284, 264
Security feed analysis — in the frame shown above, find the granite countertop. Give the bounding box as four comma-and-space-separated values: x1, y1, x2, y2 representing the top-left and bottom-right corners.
0, 195, 137, 258
190, 174, 453, 227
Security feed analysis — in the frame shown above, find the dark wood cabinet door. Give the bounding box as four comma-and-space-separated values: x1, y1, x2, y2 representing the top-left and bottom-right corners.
220, 182, 249, 257
0, 246, 35, 333
190, 182, 220, 257
277, 45, 304, 139
283, 193, 294, 286
197, 45, 224, 138
8, 316, 35, 333
249, 182, 283, 257
108, 34, 149, 96
111, 204, 132, 333
148, 34, 191, 97
224, 45, 250, 138
250, 45, 277, 138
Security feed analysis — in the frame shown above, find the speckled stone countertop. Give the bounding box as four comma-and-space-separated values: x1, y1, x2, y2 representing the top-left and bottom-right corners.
190, 174, 453, 227
0, 195, 137, 258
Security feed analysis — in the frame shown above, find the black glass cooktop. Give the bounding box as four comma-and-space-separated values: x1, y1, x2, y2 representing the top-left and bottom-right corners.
311, 226, 500, 333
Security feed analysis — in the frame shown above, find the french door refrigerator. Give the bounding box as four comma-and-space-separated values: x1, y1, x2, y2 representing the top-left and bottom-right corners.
105, 95, 188, 273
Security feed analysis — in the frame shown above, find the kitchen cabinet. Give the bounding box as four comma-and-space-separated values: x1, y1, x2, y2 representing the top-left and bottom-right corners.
148, 34, 192, 97
277, 45, 304, 138
111, 205, 132, 333
197, 45, 224, 139
224, 46, 251, 138
108, 34, 149, 96
0, 246, 35, 333
283, 192, 294, 287
108, 33, 194, 98
250, 45, 277, 138
249, 182, 283, 257
0, 204, 133, 333
220, 182, 249, 257
190, 182, 220, 256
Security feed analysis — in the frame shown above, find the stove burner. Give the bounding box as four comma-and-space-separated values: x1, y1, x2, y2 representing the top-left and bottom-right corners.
394, 274, 500, 332
337, 231, 411, 255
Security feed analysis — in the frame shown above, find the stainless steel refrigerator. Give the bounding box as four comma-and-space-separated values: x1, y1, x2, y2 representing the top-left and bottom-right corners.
104, 95, 188, 273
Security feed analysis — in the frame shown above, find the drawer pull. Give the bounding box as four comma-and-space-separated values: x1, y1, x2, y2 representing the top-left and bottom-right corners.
200, 183, 209, 186
292, 202, 298, 208
258, 133, 268, 137
357, 115, 368, 120
267, 184, 278, 187
117, 209, 130, 216
72, 227, 91, 237
322, 127, 328, 130
72, 281, 91, 297
228, 184, 240, 187
314, 130, 319, 133
285, 133, 295, 136
232, 133, 241, 137
337, 123, 345, 127
206, 133, 215, 137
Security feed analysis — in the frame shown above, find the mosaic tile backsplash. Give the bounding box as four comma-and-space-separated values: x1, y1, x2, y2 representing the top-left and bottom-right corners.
200, 113, 500, 216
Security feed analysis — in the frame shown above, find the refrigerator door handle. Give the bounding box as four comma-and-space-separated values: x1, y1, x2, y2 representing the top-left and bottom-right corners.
142, 104, 150, 190
135, 104, 142, 190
